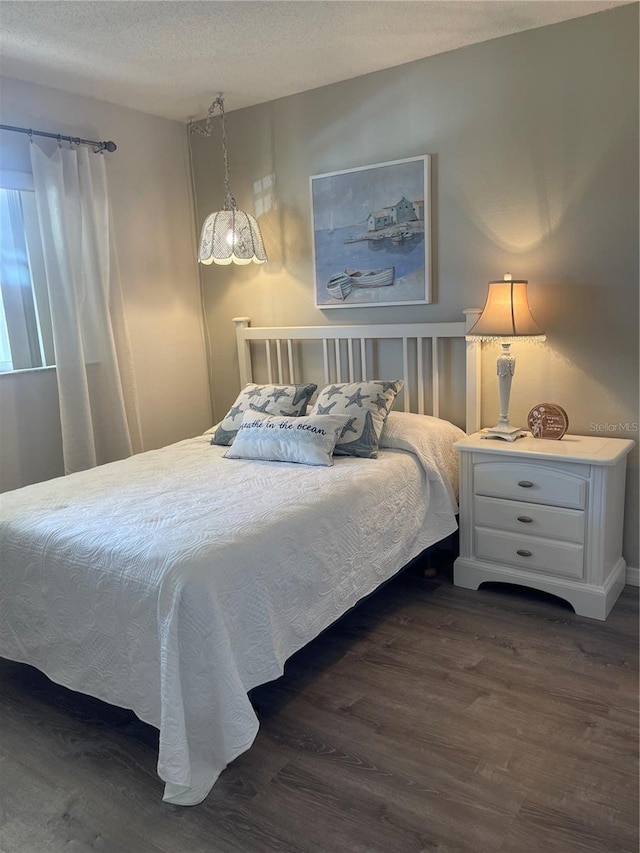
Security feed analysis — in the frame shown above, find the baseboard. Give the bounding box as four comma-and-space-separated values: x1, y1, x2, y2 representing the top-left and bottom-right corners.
626, 566, 639, 587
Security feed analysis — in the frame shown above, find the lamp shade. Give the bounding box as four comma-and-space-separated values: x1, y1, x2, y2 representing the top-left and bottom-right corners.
467, 275, 545, 340
198, 209, 267, 266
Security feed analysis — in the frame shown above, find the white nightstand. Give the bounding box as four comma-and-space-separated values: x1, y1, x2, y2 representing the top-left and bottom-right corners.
453, 432, 634, 620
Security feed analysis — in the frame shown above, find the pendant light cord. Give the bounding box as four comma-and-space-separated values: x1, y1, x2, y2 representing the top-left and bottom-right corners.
191, 94, 236, 211
186, 119, 217, 424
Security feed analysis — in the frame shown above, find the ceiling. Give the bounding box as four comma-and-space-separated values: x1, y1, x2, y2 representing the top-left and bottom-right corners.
0, 1, 631, 122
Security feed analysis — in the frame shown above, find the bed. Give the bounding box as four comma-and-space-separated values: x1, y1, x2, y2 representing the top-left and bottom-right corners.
0, 316, 480, 805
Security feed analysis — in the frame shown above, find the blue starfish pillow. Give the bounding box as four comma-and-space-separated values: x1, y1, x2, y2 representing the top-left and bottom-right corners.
211, 382, 317, 446
310, 380, 403, 458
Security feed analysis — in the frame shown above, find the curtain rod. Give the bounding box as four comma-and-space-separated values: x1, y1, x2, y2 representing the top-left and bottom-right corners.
0, 123, 117, 153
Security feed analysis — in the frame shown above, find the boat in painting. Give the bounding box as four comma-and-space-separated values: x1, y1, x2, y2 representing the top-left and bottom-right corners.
390, 229, 413, 243
345, 267, 395, 288
327, 272, 353, 300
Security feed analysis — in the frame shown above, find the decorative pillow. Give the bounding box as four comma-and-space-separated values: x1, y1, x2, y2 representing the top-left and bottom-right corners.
223, 410, 350, 467
211, 382, 317, 446
310, 380, 404, 458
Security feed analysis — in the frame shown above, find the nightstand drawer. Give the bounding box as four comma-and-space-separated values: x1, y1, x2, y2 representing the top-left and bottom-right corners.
474, 495, 585, 543
475, 527, 584, 579
474, 462, 587, 509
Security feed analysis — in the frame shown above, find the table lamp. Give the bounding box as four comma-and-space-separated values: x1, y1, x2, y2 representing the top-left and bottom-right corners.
467, 273, 545, 441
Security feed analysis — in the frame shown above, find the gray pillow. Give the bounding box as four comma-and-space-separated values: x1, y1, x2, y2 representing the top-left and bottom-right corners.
224, 410, 349, 466
311, 380, 403, 458
211, 382, 317, 446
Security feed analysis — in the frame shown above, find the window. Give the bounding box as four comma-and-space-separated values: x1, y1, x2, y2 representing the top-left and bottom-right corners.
0, 171, 54, 372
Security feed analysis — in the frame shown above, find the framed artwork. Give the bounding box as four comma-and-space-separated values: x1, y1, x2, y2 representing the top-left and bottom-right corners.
310, 155, 431, 309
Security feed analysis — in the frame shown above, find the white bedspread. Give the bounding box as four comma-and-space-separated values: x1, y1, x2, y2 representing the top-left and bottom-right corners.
0, 412, 463, 805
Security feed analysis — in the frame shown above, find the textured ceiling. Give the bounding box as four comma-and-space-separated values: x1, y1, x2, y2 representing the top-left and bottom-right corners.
0, 1, 631, 121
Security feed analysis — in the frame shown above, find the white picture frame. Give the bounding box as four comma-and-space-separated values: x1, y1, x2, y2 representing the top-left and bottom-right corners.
311, 154, 431, 309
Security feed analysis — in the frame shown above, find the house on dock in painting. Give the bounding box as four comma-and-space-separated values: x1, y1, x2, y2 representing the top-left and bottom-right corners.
366, 196, 424, 232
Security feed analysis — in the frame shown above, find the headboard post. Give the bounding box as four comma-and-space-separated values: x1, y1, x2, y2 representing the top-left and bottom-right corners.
463, 308, 482, 434
232, 317, 252, 386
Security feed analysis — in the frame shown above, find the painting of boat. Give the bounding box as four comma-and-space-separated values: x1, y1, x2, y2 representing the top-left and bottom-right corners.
311, 155, 431, 308
390, 229, 414, 243
344, 266, 395, 288
327, 272, 353, 300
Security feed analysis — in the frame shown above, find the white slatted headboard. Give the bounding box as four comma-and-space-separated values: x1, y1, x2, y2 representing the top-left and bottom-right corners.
233, 313, 481, 434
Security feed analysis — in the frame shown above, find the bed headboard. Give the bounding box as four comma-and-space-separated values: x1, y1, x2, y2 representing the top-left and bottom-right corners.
232, 312, 482, 434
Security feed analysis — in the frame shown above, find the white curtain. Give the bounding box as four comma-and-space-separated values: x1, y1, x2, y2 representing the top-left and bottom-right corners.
30, 141, 143, 474
0, 189, 42, 370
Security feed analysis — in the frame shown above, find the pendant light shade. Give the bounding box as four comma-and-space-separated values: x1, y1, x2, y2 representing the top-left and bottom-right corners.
192, 94, 267, 266
198, 209, 267, 265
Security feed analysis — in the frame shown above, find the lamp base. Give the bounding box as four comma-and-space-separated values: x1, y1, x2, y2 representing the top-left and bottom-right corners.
480, 422, 526, 442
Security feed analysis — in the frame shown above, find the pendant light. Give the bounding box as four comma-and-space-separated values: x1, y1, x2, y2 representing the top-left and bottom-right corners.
191, 94, 267, 266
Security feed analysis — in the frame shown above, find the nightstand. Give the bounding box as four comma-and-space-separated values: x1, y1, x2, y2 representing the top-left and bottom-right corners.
453, 432, 634, 620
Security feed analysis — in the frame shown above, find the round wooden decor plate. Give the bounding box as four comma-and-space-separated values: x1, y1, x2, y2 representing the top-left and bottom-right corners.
527, 403, 569, 440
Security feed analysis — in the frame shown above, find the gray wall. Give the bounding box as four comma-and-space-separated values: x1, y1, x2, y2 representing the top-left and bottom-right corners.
191, 6, 639, 568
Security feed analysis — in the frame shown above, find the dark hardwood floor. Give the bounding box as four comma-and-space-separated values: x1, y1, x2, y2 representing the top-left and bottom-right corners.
1, 554, 638, 853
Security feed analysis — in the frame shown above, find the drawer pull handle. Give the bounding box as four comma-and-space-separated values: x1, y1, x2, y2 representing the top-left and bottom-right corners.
517, 516, 533, 523
517, 480, 534, 488
517, 549, 532, 557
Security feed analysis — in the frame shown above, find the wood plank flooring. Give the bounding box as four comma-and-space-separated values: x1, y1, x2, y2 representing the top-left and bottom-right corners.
0, 554, 637, 853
